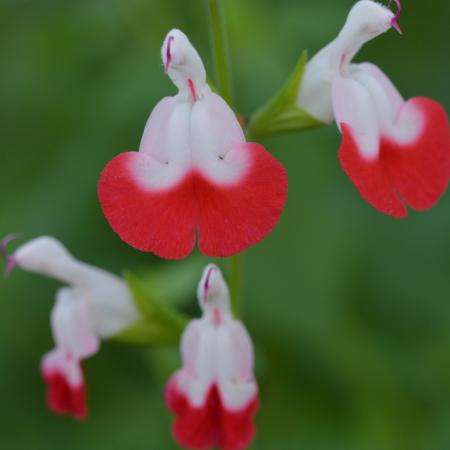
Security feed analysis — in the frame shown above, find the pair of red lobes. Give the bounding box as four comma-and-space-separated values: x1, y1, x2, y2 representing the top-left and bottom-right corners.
98, 142, 288, 260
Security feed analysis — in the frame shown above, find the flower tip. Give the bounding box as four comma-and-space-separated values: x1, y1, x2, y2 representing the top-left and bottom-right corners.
203, 265, 217, 302
4, 255, 18, 277
391, 18, 402, 34
0, 234, 20, 277
164, 35, 174, 73
389, 0, 402, 34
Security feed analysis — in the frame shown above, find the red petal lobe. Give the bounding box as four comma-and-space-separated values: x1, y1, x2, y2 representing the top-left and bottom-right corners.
166, 380, 259, 450
339, 97, 450, 217
196, 142, 288, 257
98, 152, 197, 260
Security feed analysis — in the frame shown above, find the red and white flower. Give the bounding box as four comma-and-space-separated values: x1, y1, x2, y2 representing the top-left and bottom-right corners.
298, 0, 450, 217
166, 264, 259, 450
98, 29, 288, 259
3, 236, 139, 420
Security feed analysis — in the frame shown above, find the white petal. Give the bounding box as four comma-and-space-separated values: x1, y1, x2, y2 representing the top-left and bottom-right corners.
176, 319, 216, 407
216, 320, 257, 410
197, 264, 231, 313
358, 62, 404, 113
135, 91, 248, 188
176, 317, 257, 410
180, 319, 203, 377
89, 280, 139, 338
133, 97, 192, 190
331, 1, 394, 66
191, 91, 248, 184
14, 237, 140, 337
349, 63, 402, 132
332, 72, 380, 160
297, 42, 336, 123
139, 96, 191, 165
353, 63, 421, 143
51, 287, 100, 360
15, 236, 80, 285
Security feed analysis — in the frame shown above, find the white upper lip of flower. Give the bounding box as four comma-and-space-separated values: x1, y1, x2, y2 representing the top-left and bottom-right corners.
161, 28, 207, 101
10, 236, 139, 338
197, 264, 230, 317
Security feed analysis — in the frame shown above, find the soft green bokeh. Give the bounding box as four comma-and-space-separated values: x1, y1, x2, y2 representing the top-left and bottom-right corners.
1, 0, 450, 449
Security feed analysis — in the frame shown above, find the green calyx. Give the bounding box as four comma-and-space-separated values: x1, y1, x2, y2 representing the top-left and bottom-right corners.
247, 51, 323, 139
111, 271, 191, 346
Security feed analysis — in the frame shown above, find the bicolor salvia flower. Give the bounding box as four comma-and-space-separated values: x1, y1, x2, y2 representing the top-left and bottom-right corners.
165, 264, 259, 450
98, 29, 288, 259
2, 236, 140, 420
297, 0, 450, 217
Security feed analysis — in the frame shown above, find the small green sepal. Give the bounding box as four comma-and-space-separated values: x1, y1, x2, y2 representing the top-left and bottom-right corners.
112, 272, 189, 346
247, 51, 323, 139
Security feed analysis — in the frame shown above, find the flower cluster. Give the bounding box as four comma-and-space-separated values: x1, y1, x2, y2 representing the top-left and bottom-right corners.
2, 1, 449, 450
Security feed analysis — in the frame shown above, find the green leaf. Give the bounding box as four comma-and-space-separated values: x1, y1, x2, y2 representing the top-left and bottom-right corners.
111, 272, 189, 346
247, 51, 324, 139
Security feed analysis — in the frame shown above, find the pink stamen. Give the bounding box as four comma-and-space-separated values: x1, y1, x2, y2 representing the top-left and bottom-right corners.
389, 0, 402, 34
164, 36, 175, 72
187, 79, 198, 102
203, 266, 216, 302
0, 234, 20, 276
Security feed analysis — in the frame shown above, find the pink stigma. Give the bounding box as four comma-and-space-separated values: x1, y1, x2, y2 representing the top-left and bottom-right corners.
389, 0, 402, 34
187, 79, 198, 102
203, 266, 216, 302
164, 36, 175, 72
0, 234, 20, 276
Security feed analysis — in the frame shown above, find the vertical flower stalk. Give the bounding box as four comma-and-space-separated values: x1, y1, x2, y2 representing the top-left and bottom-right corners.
208, 0, 233, 106
207, 0, 241, 315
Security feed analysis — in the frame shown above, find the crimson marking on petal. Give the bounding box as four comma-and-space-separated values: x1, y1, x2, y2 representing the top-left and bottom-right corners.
389, 0, 402, 34
164, 36, 175, 72
203, 266, 216, 302
0, 234, 20, 276
338, 97, 450, 217
187, 78, 198, 102
166, 379, 259, 450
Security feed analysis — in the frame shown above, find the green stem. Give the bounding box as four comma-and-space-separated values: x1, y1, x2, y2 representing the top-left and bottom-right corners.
207, 0, 233, 106
207, 0, 241, 316
229, 253, 241, 316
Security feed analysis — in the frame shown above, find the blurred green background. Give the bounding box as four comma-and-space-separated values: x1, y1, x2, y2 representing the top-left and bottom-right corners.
1, 0, 450, 449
